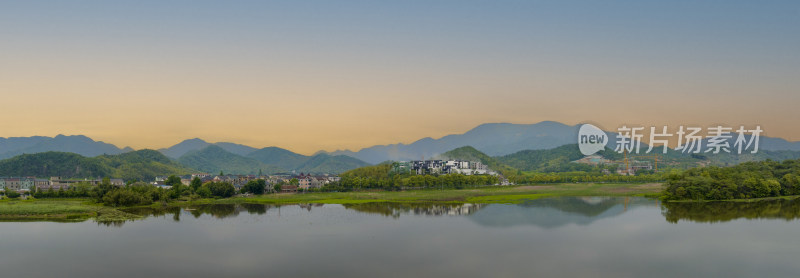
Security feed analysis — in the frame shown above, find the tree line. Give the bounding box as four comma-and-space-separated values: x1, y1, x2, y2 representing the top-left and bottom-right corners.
30, 176, 270, 206
662, 159, 800, 200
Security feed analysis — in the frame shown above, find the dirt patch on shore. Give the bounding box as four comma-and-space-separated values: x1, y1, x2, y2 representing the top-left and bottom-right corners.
513, 185, 556, 191
608, 183, 663, 193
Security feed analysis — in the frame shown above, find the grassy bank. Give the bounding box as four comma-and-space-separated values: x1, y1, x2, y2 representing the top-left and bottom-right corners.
205, 182, 664, 205
0, 199, 142, 222
0, 183, 663, 221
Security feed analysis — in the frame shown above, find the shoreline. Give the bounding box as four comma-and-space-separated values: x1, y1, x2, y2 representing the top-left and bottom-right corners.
1, 183, 663, 222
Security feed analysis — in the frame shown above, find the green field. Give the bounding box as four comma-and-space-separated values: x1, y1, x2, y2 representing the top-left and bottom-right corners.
207, 183, 664, 205
0, 199, 142, 222
0, 183, 663, 221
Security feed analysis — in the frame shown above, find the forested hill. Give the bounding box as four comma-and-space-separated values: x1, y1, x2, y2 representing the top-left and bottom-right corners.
496, 144, 623, 172
0, 150, 195, 181
177, 145, 370, 175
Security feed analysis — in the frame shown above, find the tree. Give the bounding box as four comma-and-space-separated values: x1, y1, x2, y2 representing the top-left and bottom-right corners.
273, 184, 282, 193
103, 188, 146, 207
205, 182, 235, 198
91, 178, 116, 203
196, 186, 212, 198
165, 175, 182, 187
190, 177, 203, 192
243, 179, 266, 195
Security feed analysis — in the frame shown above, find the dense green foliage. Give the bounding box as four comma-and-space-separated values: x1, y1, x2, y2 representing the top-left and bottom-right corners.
242, 179, 267, 195
516, 171, 665, 184
204, 182, 236, 198
662, 159, 800, 200
335, 163, 499, 190
102, 183, 169, 207
0, 150, 194, 181
190, 177, 203, 192
0, 152, 109, 177
32, 176, 237, 206
2, 186, 21, 199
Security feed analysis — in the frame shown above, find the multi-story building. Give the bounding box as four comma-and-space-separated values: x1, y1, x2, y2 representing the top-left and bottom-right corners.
409, 160, 495, 176
1, 177, 63, 192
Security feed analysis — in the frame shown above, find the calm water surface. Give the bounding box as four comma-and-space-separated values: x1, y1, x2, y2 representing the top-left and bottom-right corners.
2, 197, 800, 278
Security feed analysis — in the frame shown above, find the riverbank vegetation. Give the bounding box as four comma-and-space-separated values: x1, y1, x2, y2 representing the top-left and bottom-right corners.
30, 176, 237, 207
662, 159, 800, 201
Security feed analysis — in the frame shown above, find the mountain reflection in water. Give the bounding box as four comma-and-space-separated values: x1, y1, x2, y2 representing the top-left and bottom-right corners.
114, 196, 800, 227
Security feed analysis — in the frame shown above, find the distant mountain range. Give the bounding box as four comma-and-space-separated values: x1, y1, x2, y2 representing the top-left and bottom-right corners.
167, 139, 370, 175
329, 121, 800, 164
2, 121, 800, 176
0, 135, 132, 160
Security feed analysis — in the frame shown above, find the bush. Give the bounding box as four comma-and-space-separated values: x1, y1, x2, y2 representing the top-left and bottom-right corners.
204, 182, 235, 198
3, 187, 21, 199
196, 186, 212, 198
243, 179, 266, 195
103, 189, 149, 207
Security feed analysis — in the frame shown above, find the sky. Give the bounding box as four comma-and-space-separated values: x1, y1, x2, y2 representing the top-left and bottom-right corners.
1, 0, 798, 154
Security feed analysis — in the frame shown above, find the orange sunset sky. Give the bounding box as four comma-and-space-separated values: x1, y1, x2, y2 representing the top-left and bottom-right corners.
1, 1, 798, 154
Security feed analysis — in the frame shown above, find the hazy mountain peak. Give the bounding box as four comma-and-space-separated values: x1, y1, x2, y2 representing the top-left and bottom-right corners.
330, 121, 583, 164
159, 138, 212, 158
0, 135, 127, 160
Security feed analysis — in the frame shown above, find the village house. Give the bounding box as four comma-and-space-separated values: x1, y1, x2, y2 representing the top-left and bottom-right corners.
409, 160, 496, 176
1, 177, 123, 192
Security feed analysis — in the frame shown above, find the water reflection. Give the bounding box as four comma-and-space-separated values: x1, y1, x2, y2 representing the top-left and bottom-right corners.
122, 204, 274, 221
468, 197, 659, 228
7, 198, 800, 277
662, 198, 800, 223
106, 196, 800, 227
342, 202, 484, 218
110, 198, 654, 227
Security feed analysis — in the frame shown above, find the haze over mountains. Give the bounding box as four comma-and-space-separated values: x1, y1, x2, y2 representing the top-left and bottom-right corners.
328, 122, 800, 164
1, 121, 800, 176
0, 135, 133, 160
172, 143, 370, 175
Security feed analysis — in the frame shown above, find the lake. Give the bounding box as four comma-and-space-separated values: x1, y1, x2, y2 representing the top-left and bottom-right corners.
2, 197, 800, 277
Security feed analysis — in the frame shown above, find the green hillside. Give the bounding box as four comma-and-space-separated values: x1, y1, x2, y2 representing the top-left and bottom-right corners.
180, 145, 370, 175
295, 154, 371, 174
496, 144, 617, 172
0, 150, 195, 181
178, 145, 282, 175
246, 147, 309, 170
